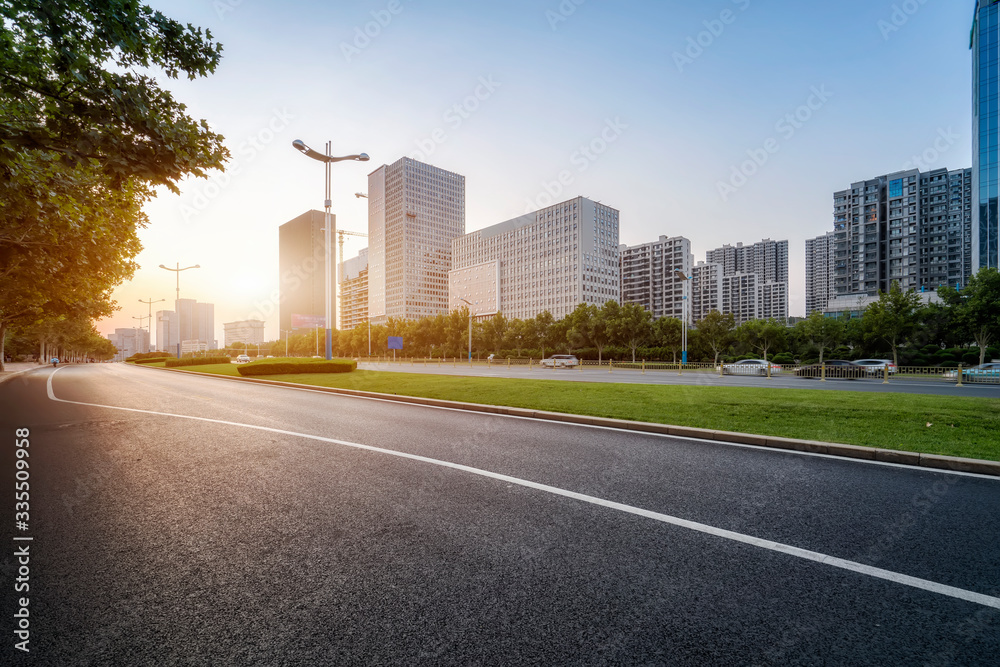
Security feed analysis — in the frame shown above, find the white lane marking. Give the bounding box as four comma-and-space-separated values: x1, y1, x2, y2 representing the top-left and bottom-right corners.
46, 368, 1000, 610
136, 363, 1000, 482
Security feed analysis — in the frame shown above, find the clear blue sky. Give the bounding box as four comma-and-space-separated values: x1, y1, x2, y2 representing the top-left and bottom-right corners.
104, 0, 976, 343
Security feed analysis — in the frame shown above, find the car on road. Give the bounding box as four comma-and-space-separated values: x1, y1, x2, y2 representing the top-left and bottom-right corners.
540, 354, 580, 369
942, 362, 1000, 382
852, 359, 898, 376
235, 354, 251, 364
795, 359, 861, 379
719, 359, 782, 376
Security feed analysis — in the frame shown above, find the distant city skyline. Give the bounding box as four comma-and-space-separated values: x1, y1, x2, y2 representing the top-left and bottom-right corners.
97, 0, 974, 342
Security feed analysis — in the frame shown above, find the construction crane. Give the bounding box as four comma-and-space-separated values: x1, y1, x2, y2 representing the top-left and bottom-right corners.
338, 229, 368, 268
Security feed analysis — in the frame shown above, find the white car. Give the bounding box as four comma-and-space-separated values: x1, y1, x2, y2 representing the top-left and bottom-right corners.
720, 359, 782, 376
235, 354, 251, 363
852, 359, 897, 375
540, 354, 580, 369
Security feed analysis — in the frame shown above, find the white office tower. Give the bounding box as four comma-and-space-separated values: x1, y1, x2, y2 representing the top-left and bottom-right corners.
450, 197, 620, 320
619, 235, 693, 321
367, 157, 466, 324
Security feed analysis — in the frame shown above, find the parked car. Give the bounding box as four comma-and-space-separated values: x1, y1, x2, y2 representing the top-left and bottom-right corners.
795, 359, 860, 378
719, 359, 782, 376
540, 354, 580, 369
942, 362, 1000, 382
852, 359, 898, 376
235, 354, 251, 363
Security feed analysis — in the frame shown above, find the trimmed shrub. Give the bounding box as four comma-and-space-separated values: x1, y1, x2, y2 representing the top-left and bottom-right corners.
127, 352, 171, 362
164, 356, 233, 368
133, 357, 169, 365
237, 358, 357, 376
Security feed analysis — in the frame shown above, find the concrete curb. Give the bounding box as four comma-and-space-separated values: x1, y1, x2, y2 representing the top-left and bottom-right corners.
139, 364, 1000, 478
0, 365, 46, 385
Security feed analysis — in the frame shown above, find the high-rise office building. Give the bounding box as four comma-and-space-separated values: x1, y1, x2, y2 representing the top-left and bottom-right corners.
368, 157, 466, 324
108, 328, 149, 361
279, 210, 331, 334
339, 248, 369, 331
832, 167, 972, 299
450, 197, 620, 321
223, 320, 265, 348
805, 231, 835, 315
973, 1, 1000, 271
155, 310, 177, 353
619, 235, 692, 321
155, 300, 213, 353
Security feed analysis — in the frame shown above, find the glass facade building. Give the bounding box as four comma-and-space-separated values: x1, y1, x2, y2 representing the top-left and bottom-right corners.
973, 0, 1000, 271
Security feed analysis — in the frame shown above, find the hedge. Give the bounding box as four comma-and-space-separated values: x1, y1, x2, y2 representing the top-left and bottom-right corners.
133, 357, 170, 365
237, 358, 357, 376
164, 356, 234, 368
127, 352, 171, 362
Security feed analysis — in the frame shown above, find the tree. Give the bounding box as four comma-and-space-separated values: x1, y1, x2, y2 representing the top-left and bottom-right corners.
652, 317, 683, 362
736, 319, 787, 362
939, 268, 1000, 365
505, 319, 528, 357
861, 283, 924, 366
0, 0, 228, 190
694, 310, 735, 366
566, 303, 613, 363
531, 311, 555, 359
795, 311, 845, 363
612, 303, 653, 363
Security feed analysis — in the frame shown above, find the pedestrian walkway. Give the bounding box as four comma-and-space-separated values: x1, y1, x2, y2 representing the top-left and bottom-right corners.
0, 362, 46, 384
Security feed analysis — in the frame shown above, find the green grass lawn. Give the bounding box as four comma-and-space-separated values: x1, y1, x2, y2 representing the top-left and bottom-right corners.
156, 365, 1000, 461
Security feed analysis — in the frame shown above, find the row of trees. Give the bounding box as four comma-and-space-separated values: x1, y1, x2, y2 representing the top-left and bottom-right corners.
252, 268, 1000, 367
0, 2, 227, 370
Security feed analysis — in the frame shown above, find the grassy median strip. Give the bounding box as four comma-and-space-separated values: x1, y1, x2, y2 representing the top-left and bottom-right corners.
161, 364, 1000, 462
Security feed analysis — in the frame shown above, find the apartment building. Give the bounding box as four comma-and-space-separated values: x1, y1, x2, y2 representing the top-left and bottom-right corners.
805, 231, 835, 315
691, 261, 723, 322
450, 196, 620, 320
703, 238, 789, 322
339, 248, 369, 331
368, 157, 466, 324
619, 235, 692, 321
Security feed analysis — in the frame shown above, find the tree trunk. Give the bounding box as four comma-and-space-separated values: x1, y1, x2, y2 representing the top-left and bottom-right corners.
818, 346, 825, 364
975, 328, 991, 365
0, 322, 6, 372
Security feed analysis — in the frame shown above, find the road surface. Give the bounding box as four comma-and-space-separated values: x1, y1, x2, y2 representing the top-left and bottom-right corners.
2, 364, 998, 665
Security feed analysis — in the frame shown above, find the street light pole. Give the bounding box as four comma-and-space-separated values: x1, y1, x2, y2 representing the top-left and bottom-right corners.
139, 298, 165, 349
158, 262, 200, 358
292, 139, 369, 361
280, 329, 291, 357
458, 297, 473, 363
673, 269, 692, 365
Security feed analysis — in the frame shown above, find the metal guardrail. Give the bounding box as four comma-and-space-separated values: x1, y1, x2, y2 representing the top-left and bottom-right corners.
360, 357, 1000, 386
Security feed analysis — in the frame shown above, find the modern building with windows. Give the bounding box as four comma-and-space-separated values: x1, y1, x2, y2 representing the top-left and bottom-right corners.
830, 167, 972, 299
339, 248, 369, 331
450, 196, 620, 321
223, 320, 265, 349
805, 231, 835, 315
279, 210, 330, 334
619, 235, 692, 321
973, 0, 1000, 271
691, 261, 723, 322
368, 157, 466, 324
108, 328, 149, 361
154, 300, 214, 354
704, 238, 789, 322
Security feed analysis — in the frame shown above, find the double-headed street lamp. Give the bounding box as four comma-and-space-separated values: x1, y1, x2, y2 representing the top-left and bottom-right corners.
139, 297, 165, 348
458, 297, 473, 363
292, 139, 369, 361
673, 269, 693, 365
159, 262, 200, 358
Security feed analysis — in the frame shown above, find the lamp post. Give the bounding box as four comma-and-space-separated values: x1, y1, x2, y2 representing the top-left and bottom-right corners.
139, 297, 165, 349
673, 269, 693, 365
292, 139, 369, 361
159, 262, 200, 358
458, 297, 473, 363
280, 329, 291, 357
132, 316, 149, 357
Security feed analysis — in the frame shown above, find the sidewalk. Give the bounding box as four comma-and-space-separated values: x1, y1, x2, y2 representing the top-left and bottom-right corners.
0, 361, 46, 384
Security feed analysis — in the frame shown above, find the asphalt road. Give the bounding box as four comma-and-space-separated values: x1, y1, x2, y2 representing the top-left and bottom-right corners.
2, 364, 998, 665
358, 360, 1000, 397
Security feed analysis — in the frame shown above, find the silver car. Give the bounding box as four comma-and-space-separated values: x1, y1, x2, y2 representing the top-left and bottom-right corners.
720, 359, 783, 376
852, 359, 898, 375
540, 354, 580, 369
